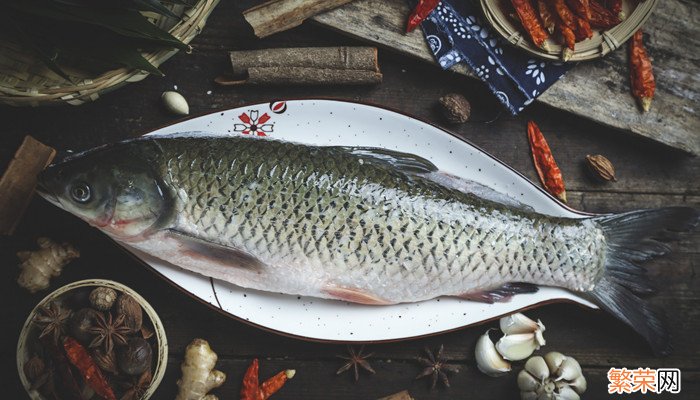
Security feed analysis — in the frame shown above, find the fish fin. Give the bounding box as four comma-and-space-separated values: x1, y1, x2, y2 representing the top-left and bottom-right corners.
338, 147, 438, 174
420, 171, 534, 211
166, 229, 264, 271
457, 282, 539, 303
323, 286, 392, 305
588, 207, 700, 356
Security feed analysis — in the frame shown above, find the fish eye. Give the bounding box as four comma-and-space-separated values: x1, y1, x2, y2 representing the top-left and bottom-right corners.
70, 182, 92, 204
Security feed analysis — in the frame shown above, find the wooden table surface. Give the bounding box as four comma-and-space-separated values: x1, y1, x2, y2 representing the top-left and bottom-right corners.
1, 2, 698, 399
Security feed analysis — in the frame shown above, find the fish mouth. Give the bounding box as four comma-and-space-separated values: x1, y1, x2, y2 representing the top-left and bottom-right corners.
35, 177, 62, 209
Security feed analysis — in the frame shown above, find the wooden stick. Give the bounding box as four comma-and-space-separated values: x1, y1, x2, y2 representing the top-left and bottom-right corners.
377, 391, 414, 400
0, 136, 56, 235
243, 0, 356, 38
220, 47, 382, 86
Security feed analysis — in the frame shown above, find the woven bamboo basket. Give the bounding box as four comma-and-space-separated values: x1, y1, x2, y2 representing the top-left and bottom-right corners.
0, 0, 219, 107
17, 279, 168, 400
481, 0, 658, 61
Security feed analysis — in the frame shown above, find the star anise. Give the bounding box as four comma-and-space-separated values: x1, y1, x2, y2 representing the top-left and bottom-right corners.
336, 345, 376, 381
415, 345, 460, 389
120, 369, 152, 400
88, 312, 130, 353
34, 302, 71, 344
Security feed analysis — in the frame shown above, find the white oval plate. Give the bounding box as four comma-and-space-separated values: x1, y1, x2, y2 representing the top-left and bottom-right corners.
122, 99, 596, 342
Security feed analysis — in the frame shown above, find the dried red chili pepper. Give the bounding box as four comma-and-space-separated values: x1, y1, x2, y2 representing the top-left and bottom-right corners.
241, 358, 261, 400
42, 337, 84, 399
551, 0, 576, 28
590, 0, 621, 29
527, 121, 566, 203
511, 0, 550, 49
604, 0, 624, 19
63, 337, 116, 400
565, 0, 591, 20
573, 15, 593, 41
405, 0, 440, 33
537, 0, 556, 34
260, 369, 296, 399
240, 359, 295, 400
629, 29, 655, 112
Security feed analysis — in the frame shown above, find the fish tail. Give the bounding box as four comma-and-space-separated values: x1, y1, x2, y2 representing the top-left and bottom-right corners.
588, 207, 699, 356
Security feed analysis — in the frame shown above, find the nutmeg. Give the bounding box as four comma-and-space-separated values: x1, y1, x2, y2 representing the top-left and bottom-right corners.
585, 154, 617, 182
90, 287, 117, 311
69, 308, 101, 344
439, 93, 471, 123
115, 294, 143, 333
117, 337, 153, 376
24, 355, 46, 383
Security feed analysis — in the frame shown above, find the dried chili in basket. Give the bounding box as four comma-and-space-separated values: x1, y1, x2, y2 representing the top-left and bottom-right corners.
63, 336, 116, 400
511, 0, 550, 49
537, 0, 556, 34
604, 0, 624, 19
573, 15, 593, 41
406, 0, 440, 33
629, 29, 655, 112
527, 121, 567, 203
590, 0, 621, 29
565, 0, 591, 20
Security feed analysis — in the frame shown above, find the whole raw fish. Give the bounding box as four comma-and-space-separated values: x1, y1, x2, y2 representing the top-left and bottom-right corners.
38, 134, 698, 355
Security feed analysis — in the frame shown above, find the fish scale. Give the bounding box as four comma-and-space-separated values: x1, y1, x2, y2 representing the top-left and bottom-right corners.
147, 137, 606, 302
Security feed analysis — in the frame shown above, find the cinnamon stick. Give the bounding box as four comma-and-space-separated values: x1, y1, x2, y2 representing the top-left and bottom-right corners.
243, 0, 356, 38
219, 47, 382, 86
0, 136, 55, 235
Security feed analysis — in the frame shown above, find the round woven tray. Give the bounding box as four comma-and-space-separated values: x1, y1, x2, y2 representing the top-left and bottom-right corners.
481, 0, 658, 61
17, 279, 168, 400
0, 0, 219, 107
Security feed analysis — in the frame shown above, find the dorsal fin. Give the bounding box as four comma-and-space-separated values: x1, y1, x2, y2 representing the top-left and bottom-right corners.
335, 146, 438, 174
422, 171, 534, 212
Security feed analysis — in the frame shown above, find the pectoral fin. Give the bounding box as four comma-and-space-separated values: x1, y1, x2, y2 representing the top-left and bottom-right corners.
323, 285, 392, 305
458, 283, 539, 303
165, 229, 264, 271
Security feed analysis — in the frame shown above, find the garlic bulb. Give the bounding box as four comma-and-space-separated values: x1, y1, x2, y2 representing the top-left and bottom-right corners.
162, 91, 189, 116
475, 330, 511, 377
518, 353, 586, 400
500, 313, 545, 335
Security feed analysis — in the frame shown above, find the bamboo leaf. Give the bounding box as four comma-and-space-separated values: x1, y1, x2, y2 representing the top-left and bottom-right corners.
129, 0, 180, 19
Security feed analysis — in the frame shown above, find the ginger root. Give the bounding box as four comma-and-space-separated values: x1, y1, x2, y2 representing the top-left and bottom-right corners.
176, 339, 226, 400
17, 237, 79, 293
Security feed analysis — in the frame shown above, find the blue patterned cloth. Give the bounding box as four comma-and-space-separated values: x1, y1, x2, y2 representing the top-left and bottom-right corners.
420, 0, 573, 114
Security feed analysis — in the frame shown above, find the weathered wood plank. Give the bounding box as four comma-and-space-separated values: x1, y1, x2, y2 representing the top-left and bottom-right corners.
311, 0, 700, 155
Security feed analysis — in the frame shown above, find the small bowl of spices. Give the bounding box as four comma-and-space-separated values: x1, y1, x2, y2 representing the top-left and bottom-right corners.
17, 279, 167, 400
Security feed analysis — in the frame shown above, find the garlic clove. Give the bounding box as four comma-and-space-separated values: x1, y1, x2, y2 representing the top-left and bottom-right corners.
567, 374, 587, 394
524, 356, 549, 381
475, 330, 511, 377
544, 352, 566, 374
521, 392, 538, 400
555, 357, 582, 381
496, 333, 539, 361
554, 386, 580, 400
534, 328, 546, 347
517, 369, 540, 392
162, 91, 190, 116
500, 313, 544, 334
537, 393, 556, 400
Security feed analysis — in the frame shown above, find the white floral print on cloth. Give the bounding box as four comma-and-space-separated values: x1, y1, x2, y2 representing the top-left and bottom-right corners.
421, 0, 572, 114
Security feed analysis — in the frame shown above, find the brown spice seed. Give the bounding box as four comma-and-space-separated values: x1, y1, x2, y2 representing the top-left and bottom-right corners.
585, 154, 617, 182
439, 93, 471, 123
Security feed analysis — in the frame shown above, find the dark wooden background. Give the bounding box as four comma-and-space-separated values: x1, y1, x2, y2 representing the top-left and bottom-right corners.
1, 2, 698, 399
